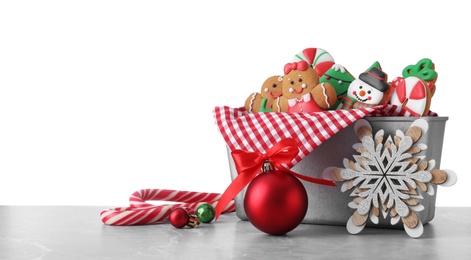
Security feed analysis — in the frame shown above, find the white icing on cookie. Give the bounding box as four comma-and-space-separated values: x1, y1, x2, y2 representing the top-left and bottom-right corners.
248, 92, 257, 112
321, 82, 331, 108
332, 64, 346, 73
275, 97, 281, 112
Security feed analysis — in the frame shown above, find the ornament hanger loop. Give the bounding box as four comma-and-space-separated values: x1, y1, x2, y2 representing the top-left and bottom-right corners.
262, 160, 274, 173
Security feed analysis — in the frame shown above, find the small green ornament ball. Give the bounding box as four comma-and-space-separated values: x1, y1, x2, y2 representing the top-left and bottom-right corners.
196, 203, 216, 223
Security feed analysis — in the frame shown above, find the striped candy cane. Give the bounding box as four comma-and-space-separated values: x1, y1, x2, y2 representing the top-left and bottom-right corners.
100, 189, 235, 226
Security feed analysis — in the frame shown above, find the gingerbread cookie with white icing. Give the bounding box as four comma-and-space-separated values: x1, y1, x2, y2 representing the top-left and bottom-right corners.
245, 75, 283, 112
272, 60, 337, 113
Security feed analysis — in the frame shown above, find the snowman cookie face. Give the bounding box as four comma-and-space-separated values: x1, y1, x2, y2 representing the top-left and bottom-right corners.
347, 78, 385, 105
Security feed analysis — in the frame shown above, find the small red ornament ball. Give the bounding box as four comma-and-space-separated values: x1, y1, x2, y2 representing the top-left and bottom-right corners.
169, 208, 189, 228
244, 170, 308, 235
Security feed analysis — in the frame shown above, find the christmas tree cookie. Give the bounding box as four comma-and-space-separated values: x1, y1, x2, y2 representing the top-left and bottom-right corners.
319, 64, 355, 110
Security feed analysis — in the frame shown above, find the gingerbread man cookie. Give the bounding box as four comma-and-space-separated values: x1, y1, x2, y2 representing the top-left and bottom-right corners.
272, 60, 337, 113
245, 75, 283, 112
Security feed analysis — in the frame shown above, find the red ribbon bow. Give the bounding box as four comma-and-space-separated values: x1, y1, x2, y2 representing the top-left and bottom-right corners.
214, 138, 336, 220
284, 60, 309, 74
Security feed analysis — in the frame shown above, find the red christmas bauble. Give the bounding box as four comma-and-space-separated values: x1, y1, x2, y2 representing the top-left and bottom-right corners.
244, 170, 308, 235
169, 208, 189, 228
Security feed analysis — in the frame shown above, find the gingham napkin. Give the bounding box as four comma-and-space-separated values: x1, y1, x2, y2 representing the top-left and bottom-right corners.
213, 104, 429, 168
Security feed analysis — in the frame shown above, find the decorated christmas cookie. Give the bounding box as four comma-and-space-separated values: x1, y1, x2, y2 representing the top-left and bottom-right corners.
367, 61, 382, 71
389, 58, 437, 116
389, 76, 432, 116
339, 64, 391, 109
319, 64, 355, 110
292, 47, 335, 77
245, 75, 283, 112
402, 58, 437, 97
272, 60, 337, 113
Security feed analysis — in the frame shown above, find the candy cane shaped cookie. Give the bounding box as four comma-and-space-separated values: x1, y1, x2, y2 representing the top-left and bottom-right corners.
292, 47, 335, 77
389, 76, 431, 116
100, 189, 235, 226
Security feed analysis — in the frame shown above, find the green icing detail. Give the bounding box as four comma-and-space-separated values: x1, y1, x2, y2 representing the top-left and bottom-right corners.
258, 98, 273, 112
402, 58, 437, 81
313, 51, 328, 66
294, 54, 303, 62
366, 61, 381, 71
321, 72, 355, 82
320, 66, 355, 110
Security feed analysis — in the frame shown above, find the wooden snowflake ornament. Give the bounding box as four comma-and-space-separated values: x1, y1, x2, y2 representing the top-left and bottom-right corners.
324, 118, 457, 238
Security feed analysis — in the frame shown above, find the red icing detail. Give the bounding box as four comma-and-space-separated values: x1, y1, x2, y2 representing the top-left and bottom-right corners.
314, 61, 335, 77
391, 77, 403, 88
284, 61, 309, 74
292, 87, 304, 94
410, 80, 426, 100
298, 61, 309, 71
395, 78, 407, 103
269, 92, 282, 99
288, 95, 322, 113
404, 107, 422, 117
366, 70, 385, 81
302, 48, 317, 64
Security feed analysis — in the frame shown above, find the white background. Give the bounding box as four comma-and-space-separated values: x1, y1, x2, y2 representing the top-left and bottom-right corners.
0, 1, 468, 207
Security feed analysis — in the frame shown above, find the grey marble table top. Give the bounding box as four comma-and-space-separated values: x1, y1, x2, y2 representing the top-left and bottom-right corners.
1, 206, 470, 260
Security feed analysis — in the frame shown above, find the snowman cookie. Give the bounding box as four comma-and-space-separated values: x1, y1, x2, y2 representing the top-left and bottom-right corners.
339, 65, 390, 109
245, 75, 283, 112
272, 60, 337, 113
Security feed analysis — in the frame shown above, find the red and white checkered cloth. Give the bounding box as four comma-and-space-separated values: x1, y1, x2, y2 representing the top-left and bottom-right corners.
213, 104, 436, 168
